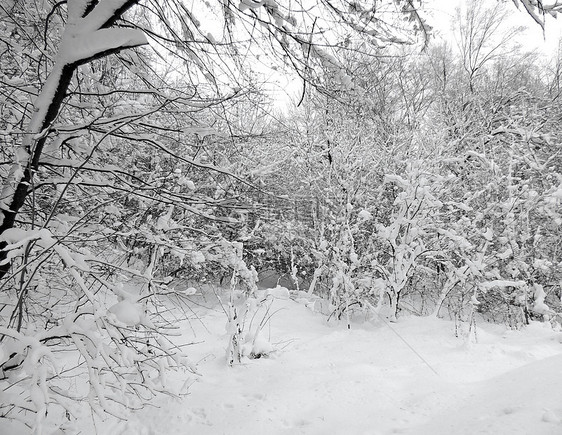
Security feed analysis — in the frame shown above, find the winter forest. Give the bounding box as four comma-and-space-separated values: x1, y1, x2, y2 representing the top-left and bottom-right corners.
1, 0, 562, 433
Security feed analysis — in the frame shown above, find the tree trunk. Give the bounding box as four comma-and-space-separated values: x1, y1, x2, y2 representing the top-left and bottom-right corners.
0, 63, 75, 277
307, 266, 323, 295
0, 0, 145, 278
389, 291, 400, 322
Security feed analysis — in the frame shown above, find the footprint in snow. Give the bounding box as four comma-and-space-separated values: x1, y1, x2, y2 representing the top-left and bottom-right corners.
499, 405, 522, 415
294, 418, 312, 427
242, 392, 267, 401
186, 407, 213, 426
542, 409, 561, 424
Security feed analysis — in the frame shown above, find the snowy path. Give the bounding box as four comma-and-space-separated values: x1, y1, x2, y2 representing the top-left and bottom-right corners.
113, 292, 562, 435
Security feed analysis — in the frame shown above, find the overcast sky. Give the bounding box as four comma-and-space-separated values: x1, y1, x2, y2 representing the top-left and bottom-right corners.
425, 0, 562, 56
273, 0, 562, 109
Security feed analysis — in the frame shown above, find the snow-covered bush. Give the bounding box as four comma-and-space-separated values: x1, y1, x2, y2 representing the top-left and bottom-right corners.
0, 228, 198, 432
223, 285, 279, 365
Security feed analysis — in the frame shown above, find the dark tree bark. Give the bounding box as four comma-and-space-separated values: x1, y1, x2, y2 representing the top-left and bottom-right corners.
0, 0, 145, 278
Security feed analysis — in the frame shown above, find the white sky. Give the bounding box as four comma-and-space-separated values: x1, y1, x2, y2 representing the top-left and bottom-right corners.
272, 0, 562, 110
425, 0, 562, 56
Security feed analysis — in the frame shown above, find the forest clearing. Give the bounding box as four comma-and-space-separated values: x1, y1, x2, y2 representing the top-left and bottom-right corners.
1, 0, 561, 433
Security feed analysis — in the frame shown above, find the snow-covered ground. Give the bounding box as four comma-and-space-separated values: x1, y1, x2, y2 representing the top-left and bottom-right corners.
3, 287, 561, 435
104, 288, 562, 435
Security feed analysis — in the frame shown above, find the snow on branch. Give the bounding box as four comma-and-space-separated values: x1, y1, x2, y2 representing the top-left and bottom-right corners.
0, 0, 146, 229
61, 1, 147, 65
512, 0, 562, 29
60, 27, 147, 64
67, 0, 92, 21
78, 0, 140, 32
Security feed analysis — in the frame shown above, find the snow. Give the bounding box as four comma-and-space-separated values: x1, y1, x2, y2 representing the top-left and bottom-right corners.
108, 299, 144, 326
358, 209, 372, 221
0, 0, 148, 230
56, 290, 561, 435
533, 284, 552, 315
1, 287, 561, 435
62, 0, 147, 64
265, 285, 291, 299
